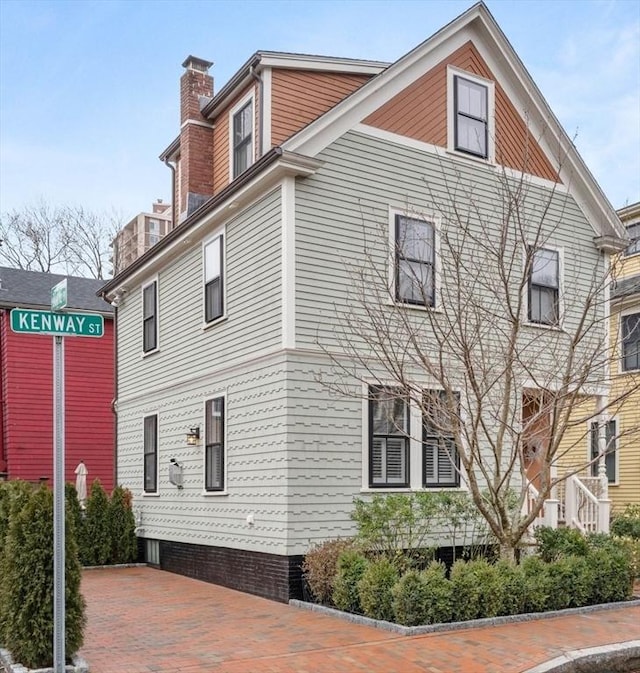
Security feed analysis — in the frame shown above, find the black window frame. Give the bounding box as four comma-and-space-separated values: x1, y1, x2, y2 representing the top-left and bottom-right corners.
423, 390, 460, 488
232, 100, 253, 178
205, 397, 225, 492
624, 222, 640, 257
368, 386, 410, 488
454, 75, 489, 159
528, 247, 560, 326
395, 214, 436, 307
622, 312, 640, 372
589, 419, 617, 484
204, 234, 224, 323
143, 414, 158, 493
142, 280, 158, 353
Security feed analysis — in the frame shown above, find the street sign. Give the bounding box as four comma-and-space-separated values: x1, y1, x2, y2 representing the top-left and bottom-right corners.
51, 279, 67, 311
10, 308, 104, 338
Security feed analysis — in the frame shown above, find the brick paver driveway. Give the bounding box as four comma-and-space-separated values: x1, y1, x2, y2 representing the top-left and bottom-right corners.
81, 566, 640, 673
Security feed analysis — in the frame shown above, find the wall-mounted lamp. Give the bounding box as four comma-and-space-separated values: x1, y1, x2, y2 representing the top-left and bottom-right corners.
186, 427, 200, 445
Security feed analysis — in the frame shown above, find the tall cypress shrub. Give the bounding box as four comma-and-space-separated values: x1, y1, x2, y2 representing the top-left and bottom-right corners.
1, 486, 85, 668
109, 485, 137, 564
81, 479, 111, 566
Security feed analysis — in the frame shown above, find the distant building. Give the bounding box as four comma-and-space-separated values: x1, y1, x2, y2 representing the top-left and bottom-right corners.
0, 267, 115, 491
112, 200, 172, 274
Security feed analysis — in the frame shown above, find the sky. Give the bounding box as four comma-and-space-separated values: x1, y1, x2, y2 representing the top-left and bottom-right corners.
1, 0, 639, 223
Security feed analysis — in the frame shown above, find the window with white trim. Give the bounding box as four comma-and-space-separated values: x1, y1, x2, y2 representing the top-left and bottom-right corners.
589, 419, 617, 484
395, 214, 435, 306
624, 222, 640, 257
143, 414, 158, 493
528, 248, 560, 325
622, 313, 640, 372
454, 75, 488, 158
369, 386, 409, 487
232, 100, 253, 178
423, 391, 460, 487
142, 280, 158, 352
204, 235, 224, 323
205, 397, 225, 491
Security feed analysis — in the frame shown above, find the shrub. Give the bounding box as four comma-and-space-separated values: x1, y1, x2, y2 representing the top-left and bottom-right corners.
358, 557, 398, 621
613, 536, 640, 579
611, 504, 640, 539
450, 559, 496, 621
332, 550, 368, 614
493, 560, 527, 616
109, 486, 137, 564
81, 479, 111, 566
0, 486, 85, 668
520, 555, 551, 613
421, 561, 454, 624
544, 555, 592, 610
585, 547, 633, 604
302, 538, 354, 605
391, 570, 427, 626
534, 526, 588, 562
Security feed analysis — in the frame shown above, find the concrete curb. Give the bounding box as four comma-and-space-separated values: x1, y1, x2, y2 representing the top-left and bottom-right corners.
289, 598, 640, 636
0, 648, 88, 673
82, 562, 147, 571
521, 641, 640, 673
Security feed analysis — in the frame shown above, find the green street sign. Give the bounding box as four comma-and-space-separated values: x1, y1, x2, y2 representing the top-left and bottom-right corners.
51, 279, 67, 311
10, 308, 104, 338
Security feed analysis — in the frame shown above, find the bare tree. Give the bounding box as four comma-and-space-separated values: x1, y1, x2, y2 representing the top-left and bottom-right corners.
0, 201, 123, 279
321, 154, 639, 560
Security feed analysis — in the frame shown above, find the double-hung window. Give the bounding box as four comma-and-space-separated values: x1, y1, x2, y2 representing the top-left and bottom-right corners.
143, 415, 158, 493
369, 386, 409, 487
395, 215, 435, 306
454, 75, 488, 158
232, 100, 253, 178
423, 391, 460, 487
205, 397, 225, 491
589, 419, 617, 484
624, 222, 640, 257
142, 280, 158, 352
528, 248, 560, 325
622, 313, 640, 372
204, 235, 224, 323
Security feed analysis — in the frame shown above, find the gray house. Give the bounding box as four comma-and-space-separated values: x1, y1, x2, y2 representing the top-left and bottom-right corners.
100, 3, 626, 601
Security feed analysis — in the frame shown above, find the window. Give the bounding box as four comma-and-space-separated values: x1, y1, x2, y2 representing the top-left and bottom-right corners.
590, 419, 617, 484
624, 222, 640, 256
454, 75, 488, 158
232, 100, 253, 178
205, 397, 225, 491
622, 313, 640, 372
528, 248, 560, 325
369, 387, 409, 487
395, 215, 435, 306
423, 391, 460, 487
143, 415, 158, 493
142, 280, 158, 352
147, 218, 161, 247
204, 235, 224, 323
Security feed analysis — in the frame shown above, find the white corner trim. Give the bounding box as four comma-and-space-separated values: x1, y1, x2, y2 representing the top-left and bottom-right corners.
281, 176, 296, 349
262, 66, 272, 150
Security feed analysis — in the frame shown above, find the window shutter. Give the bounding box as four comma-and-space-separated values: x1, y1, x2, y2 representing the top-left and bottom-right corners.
371, 437, 384, 483
437, 439, 456, 483
385, 437, 406, 482
424, 439, 437, 484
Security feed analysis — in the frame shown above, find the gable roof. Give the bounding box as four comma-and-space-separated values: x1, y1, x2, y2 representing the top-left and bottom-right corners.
282, 1, 626, 242
0, 267, 113, 315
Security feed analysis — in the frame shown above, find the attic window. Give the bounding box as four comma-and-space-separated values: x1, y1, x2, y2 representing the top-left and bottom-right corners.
232, 98, 253, 178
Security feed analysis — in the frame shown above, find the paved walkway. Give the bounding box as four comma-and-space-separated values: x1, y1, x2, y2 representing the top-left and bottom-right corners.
80, 566, 640, 673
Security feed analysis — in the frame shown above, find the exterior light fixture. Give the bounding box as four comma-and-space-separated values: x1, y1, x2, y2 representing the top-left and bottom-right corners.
186, 427, 200, 445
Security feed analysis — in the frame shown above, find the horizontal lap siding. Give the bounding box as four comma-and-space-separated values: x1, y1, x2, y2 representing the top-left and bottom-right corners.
271, 70, 371, 147
117, 188, 282, 399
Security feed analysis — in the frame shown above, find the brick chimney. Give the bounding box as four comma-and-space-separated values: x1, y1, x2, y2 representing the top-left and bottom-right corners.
179, 56, 214, 220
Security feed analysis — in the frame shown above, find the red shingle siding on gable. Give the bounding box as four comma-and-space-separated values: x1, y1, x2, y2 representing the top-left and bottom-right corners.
363, 42, 559, 183
0, 310, 114, 490
271, 70, 371, 147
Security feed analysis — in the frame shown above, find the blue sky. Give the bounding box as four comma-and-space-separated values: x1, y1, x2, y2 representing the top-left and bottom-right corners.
1, 0, 639, 221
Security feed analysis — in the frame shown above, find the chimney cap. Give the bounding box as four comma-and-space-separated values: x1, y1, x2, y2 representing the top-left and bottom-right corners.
182, 55, 214, 72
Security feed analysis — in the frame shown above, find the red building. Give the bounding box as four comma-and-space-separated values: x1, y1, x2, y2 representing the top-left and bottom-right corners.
0, 267, 114, 491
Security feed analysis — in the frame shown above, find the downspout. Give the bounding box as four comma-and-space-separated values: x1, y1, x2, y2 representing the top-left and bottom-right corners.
249, 64, 264, 156
163, 158, 177, 229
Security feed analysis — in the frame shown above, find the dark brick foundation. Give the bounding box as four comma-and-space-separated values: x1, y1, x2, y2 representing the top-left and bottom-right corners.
140, 537, 303, 603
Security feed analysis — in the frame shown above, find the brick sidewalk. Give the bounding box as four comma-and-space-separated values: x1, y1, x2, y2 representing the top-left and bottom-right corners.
80, 566, 640, 673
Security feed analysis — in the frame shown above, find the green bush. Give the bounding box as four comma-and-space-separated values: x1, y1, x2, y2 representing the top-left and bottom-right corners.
450, 559, 487, 621
544, 555, 592, 610
109, 486, 137, 564
0, 486, 85, 668
534, 526, 588, 562
611, 504, 640, 539
585, 547, 633, 604
81, 479, 111, 566
332, 550, 368, 614
391, 570, 427, 626
493, 560, 527, 616
302, 538, 355, 605
421, 561, 454, 624
358, 557, 398, 621
520, 555, 551, 613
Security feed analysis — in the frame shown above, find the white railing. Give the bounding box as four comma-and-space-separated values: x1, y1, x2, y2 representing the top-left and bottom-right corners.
559, 473, 610, 534
522, 482, 559, 536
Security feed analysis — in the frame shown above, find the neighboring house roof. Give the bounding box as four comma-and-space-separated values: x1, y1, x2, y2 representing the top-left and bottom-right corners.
612, 274, 640, 300
0, 266, 113, 315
